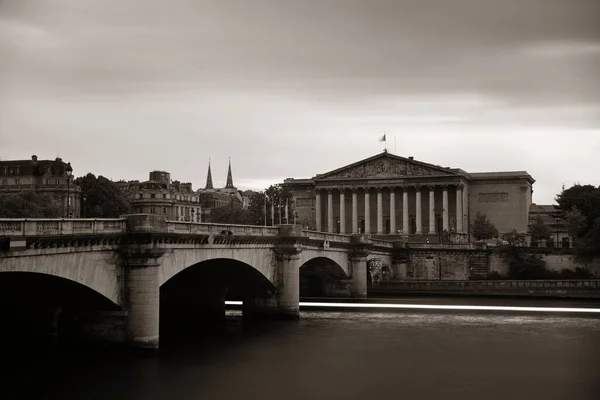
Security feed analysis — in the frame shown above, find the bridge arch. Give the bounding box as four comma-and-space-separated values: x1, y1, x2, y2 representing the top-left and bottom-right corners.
299, 254, 350, 298
0, 252, 122, 306
159, 247, 277, 286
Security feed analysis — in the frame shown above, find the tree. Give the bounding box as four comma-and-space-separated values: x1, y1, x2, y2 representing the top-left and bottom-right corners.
264, 184, 295, 225
529, 216, 552, 243
472, 212, 498, 241
74, 173, 132, 218
556, 184, 600, 261
0, 191, 63, 218
209, 204, 253, 224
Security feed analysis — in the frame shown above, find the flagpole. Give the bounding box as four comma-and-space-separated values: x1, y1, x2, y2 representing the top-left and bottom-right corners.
394, 136, 397, 154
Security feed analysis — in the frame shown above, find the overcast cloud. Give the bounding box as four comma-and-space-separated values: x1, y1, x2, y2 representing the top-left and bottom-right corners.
0, 0, 599, 204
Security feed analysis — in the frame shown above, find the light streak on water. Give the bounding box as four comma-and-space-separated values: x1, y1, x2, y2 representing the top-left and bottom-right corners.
224, 301, 600, 314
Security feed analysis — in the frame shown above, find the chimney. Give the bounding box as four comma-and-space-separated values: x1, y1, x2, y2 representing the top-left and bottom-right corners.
408, 156, 414, 160
31, 155, 38, 162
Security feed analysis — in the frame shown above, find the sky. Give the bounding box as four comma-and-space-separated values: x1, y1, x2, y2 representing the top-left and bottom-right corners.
0, 0, 599, 205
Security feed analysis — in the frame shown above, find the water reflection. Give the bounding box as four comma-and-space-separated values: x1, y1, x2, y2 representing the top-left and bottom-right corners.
4, 310, 600, 400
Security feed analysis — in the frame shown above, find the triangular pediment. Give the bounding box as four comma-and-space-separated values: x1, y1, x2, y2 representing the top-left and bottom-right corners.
315, 152, 457, 180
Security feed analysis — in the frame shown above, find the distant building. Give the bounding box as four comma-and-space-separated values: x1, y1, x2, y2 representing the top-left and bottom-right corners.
0, 155, 81, 217
118, 171, 201, 222
528, 204, 571, 247
283, 151, 535, 243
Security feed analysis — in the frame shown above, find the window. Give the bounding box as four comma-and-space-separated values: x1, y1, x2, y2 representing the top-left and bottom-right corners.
45, 179, 50, 185
151, 207, 156, 213
14, 179, 20, 185
162, 207, 166, 214
151, 193, 155, 199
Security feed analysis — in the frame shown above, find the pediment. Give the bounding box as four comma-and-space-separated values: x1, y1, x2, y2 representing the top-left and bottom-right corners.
315, 153, 456, 180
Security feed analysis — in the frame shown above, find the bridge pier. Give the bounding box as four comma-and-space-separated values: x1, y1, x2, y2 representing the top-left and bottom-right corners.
243, 242, 303, 319
125, 248, 163, 351
350, 255, 368, 298
350, 235, 371, 298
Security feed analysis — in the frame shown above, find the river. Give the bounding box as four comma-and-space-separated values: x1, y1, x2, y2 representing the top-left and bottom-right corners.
3, 298, 600, 400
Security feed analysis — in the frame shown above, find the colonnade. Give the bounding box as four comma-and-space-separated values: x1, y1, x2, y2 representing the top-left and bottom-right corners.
315, 184, 465, 235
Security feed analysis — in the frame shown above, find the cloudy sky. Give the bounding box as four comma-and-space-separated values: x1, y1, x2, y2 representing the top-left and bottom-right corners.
1, 0, 598, 204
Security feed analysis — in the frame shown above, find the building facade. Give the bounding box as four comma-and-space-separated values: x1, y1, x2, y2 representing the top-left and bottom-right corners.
0, 155, 81, 217
283, 151, 535, 243
118, 171, 202, 222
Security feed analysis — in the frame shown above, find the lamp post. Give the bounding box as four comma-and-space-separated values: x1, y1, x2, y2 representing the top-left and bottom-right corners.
82, 194, 87, 218
65, 162, 73, 218
555, 217, 560, 248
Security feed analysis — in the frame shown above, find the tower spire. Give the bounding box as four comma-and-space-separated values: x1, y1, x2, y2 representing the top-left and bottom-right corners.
225, 157, 235, 189
205, 159, 214, 190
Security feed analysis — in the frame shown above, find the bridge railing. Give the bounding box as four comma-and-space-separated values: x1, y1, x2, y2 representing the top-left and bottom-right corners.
166, 221, 280, 236
302, 230, 353, 243
0, 218, 127, 236
369, 238, 394, 248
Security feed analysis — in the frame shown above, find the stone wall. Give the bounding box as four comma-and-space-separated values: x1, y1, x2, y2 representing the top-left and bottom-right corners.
393, 248, 600, 281
400, 250, 482, 281
371, 280, 600, 299
489, 250, 600, 277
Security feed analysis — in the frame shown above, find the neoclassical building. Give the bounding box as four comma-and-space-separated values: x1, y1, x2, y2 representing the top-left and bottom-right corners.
283, 151, 534, 243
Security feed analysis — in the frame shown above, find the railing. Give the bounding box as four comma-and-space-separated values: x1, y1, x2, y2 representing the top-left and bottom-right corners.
0, 218, 127, 236
302, 230, 353, 243
166, 221, 280, 236
369, 238, 394, 248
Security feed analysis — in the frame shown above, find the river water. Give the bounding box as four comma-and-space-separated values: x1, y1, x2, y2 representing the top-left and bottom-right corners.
4, 300, 600, 400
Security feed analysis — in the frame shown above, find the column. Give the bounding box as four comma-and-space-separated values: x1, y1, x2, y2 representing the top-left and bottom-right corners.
415, 187, 422, 234
350, 253, 368, 298
327, 189, 334, 233
352, 189, 358, 233
456, 184, 463, 233
442, 185, 449, 232
315, 190, 322, 232
364, 189, 370, 233
402, 188, 409, 234
389, 188, 396, 234
429, 185, 436, 233
339, 189, 346, 234
126, 251, 161, 350
376, 188, 383, 234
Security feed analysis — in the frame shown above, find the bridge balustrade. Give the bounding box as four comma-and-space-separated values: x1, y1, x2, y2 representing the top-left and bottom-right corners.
0, 218, 127, 236
166, 221, 280, 236
301, 230, 353, 243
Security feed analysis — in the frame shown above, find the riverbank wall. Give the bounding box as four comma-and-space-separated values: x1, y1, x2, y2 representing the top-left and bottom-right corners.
369, 280, 600, 299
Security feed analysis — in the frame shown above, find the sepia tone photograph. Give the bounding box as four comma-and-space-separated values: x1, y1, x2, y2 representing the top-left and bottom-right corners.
0, 0, 599, 399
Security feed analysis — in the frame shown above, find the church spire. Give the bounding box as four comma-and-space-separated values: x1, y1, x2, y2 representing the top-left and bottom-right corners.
205, 159, 214, 189
225, 157, 235, 189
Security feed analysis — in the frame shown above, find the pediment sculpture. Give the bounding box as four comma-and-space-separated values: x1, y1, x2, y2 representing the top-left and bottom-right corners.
321, 157, 451, 179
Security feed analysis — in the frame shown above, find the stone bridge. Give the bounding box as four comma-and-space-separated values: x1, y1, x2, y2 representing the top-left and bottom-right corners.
0, 215, 397, 350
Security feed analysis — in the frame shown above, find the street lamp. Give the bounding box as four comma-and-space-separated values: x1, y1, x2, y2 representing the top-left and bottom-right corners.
65, 162, 73, 218
82, 194, 87, 218
555, 217, 560, 248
